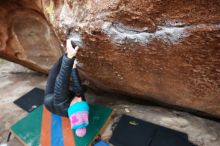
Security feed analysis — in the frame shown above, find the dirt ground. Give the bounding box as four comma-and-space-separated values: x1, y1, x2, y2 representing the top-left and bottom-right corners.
0, 59, 220, 146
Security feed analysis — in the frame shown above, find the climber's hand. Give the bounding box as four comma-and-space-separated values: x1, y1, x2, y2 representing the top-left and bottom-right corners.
72, 59, 78, 69
66, 39, 79, 59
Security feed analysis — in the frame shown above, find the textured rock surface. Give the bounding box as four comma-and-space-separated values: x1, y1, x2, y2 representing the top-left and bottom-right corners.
0, 0, 220, 117
0, 0, 62, 73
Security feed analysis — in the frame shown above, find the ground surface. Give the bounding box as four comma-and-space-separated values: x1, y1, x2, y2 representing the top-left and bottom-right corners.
0, 59, 220, 146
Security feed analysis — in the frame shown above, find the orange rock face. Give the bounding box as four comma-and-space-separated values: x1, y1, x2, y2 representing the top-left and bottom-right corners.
0, 0, 62, 73
0, 0, 220, 117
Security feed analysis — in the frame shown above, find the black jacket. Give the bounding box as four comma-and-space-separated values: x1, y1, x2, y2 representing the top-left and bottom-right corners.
44, 54, 85, 117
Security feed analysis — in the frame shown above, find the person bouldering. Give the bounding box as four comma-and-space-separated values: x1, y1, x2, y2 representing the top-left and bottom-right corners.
44, 38, 89, 137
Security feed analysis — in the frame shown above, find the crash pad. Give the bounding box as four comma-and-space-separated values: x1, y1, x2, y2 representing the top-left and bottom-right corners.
109, 115, 196, 146
10, 104, 112, 146
13, 88, 44, 112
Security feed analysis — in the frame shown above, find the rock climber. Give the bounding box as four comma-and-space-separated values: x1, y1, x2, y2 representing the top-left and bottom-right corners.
44, 38, 89, 137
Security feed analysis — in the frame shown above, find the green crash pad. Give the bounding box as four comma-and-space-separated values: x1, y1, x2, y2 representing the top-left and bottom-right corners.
10, 104, 112, 146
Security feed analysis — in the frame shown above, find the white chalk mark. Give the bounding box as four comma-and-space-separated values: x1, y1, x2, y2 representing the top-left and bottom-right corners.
102, 21, 220, 45
164, 20, 185, 27
59, 3, 75, 27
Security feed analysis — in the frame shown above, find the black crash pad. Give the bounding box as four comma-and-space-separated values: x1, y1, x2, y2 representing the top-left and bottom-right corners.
109, 115, 197, 146
14, 88, 44, 112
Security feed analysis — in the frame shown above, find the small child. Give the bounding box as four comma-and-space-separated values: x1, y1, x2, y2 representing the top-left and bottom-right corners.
44, 39, 89, 137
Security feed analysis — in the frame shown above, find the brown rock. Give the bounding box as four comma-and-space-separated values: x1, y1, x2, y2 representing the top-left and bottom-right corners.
0, 0, 63, 73
0, 0, 220, 117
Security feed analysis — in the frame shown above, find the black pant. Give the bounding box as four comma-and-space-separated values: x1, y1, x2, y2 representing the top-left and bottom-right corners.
44, 55, 85, 117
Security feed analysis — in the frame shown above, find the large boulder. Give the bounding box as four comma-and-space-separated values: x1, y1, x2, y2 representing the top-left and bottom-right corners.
0, 0, 220, 117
